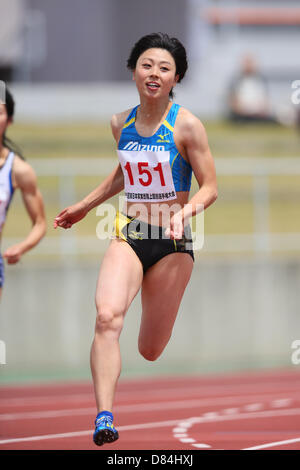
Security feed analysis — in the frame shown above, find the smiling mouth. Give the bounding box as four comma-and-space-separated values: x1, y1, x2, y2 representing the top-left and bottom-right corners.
146, 82, 160, 90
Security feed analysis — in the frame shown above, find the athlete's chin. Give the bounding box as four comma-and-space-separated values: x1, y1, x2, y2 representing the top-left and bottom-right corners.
142, 89, 168, 100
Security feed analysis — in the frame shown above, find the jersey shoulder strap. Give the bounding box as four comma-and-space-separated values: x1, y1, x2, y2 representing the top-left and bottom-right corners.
122, 106, 138, 129
162, 103, 180, 132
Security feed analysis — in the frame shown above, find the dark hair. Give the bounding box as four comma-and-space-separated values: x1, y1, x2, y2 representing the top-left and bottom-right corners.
127, 33, 188, 99
2, 86, 25, 159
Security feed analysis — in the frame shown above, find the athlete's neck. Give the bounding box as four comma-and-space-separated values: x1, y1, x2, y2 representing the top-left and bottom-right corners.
137, 98, 172, 126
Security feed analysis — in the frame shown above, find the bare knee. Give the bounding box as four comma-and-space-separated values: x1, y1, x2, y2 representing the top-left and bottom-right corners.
94, 304, 124, 338
138, 342, 165, 362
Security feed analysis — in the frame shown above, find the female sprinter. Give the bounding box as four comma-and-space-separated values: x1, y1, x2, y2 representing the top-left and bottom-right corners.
0, 87, 46, 298
54, 33, 217, 446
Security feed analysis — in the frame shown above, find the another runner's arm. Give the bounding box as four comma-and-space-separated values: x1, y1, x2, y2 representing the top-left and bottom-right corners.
178, 110, 218, 220
3, 157, 46, 262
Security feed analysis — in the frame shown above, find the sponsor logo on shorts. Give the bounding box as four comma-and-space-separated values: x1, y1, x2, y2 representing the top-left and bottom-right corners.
128, 230, 144, 240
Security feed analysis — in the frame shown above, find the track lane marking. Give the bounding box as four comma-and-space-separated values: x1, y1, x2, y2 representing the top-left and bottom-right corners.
0, 394, 297, 421
0, 418, 181, 445
243, 437, 300, 450
1, 380, 300, 407
1, 407, 300, 447
172, 403, 300, 450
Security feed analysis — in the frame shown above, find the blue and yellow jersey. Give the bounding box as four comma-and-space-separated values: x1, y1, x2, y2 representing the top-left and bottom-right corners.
118, 103, 192, 192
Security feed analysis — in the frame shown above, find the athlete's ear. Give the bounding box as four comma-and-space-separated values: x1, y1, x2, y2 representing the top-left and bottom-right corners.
174, 74, 180, 87
132, 70, 136, 81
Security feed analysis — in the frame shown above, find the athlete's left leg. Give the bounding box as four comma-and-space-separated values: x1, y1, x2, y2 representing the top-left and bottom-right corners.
138, 253, 194, 361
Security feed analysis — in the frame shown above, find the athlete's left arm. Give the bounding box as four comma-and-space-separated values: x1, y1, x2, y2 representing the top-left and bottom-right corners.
178, 110, 218, 220
3, 157, 46, 264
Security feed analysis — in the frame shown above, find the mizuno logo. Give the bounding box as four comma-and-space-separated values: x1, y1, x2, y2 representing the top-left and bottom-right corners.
157, 132, 170, 143
123, 142, 165, 152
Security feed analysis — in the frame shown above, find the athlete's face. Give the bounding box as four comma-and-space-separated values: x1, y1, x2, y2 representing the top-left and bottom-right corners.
0, 104, 11, 140
133, 48, 179, 99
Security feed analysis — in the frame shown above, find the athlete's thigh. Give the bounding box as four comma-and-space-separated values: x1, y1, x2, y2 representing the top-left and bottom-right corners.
95, 238, 143, 315
139, 253, 193, 346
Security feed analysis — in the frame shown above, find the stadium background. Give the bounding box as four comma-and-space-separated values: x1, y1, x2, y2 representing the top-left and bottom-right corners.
0, 0, 300, 384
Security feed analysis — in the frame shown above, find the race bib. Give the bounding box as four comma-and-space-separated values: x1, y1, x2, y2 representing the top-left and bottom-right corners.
117, 150, 177, 202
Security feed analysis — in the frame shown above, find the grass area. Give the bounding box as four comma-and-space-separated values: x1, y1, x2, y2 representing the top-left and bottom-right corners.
204, 120, 300, 158
8, 119, 300, 159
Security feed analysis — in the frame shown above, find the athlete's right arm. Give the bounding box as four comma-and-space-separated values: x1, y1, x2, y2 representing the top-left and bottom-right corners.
54, 111, 130, 230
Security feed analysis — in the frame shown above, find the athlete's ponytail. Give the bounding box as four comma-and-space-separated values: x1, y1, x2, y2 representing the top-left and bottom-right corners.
127, 33, 188, 99
2, 86, 25, 160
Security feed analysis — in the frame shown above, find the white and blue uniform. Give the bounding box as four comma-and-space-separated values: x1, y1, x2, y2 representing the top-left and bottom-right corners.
0, 151, 15, 286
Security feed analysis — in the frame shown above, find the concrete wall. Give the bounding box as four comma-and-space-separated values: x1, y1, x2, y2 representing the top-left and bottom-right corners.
1, 257, 299, 382
26, 0, 187, 82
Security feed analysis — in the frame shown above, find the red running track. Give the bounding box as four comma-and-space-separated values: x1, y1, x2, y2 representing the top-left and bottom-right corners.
0, 367, 300, 450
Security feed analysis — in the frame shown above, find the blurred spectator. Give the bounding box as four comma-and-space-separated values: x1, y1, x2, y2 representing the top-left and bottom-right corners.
0, 0, 25, 83
227, 54, 277, 124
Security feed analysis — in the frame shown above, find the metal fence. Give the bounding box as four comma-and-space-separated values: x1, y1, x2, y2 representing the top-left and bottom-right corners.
5, 156, 300, 258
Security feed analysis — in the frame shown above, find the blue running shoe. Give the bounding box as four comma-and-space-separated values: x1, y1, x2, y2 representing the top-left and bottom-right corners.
93, 411, 119, 446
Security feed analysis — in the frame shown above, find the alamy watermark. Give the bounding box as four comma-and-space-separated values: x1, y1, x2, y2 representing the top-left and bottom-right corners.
0, 81, 5, 105
95, 197, 205, 251
0, 339, 6, 365
291, 81, 300, 105
291, 340, 300, 365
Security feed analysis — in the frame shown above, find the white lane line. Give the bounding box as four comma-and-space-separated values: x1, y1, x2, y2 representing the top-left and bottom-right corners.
0, 394, 294, 422
1, 407, 300, 446
0, 386, 220, 407
202, 412, 219, 420
192, 443, 212, 449
0, 393, 95, 407
0, 407, 95, 421
179, 422, 193, 428
172, 406, 300, 450
244, 403, 263, 412
1, 380, 300, 407
271, 399, 292, 408
186, 407, 300, 425
243, 437, 300, 450
223, 408, 239, 415
0, 397, 255, 421
0, 418, 181, 446
173, 427, 187, 433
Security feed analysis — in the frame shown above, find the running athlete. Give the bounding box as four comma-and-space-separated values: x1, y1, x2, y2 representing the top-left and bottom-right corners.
54, 33, 217, 446
0, 87, 46, 297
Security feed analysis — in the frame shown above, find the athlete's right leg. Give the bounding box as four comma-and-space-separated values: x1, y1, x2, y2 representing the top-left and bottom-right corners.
90, 238, 143, 414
